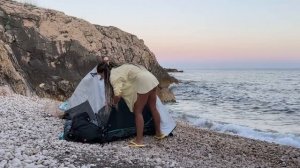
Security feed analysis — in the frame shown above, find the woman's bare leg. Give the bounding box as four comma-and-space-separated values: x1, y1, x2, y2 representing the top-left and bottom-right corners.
147, 87, 162, 136
133, 93, 149, 144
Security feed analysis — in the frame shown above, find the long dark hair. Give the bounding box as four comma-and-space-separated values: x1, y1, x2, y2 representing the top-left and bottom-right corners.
97, 61, 119, 116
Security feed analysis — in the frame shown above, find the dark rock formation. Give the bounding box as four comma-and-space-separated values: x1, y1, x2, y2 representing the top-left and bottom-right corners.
0, 0, 177, 102
164, 68, 184, 73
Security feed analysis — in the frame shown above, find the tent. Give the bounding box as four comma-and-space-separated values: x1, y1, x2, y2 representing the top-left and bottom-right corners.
62, 66, 176, 143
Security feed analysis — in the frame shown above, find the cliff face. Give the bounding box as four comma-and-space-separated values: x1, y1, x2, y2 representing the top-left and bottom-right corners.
0, 0, 177, 102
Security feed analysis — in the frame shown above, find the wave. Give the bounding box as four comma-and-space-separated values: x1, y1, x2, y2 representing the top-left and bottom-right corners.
169, 70, 300, 148
188, 117, 300, 148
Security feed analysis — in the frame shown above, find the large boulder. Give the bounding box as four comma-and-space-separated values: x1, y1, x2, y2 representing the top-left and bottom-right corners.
0, 0, 177, 102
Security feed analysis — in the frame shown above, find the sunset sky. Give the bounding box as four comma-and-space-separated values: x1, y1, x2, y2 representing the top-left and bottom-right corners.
18, 0, 300, 68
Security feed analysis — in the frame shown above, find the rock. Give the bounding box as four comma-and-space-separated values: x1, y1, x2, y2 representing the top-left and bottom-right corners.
170, 161, 176, 167
71, 154, 77, 159
0, 0, 176, 102
0, 85, 13, 96
23, 159, 32, 163
0, 41, 30, 96
0, 160, 8, 168
5, 151, 14, 160
155, 158, 162, 163
157, 88, 176, 103
68, 164, 76, 168
24, 163, 36, 168
11, 158, 22, 167
164, 68, 184, 73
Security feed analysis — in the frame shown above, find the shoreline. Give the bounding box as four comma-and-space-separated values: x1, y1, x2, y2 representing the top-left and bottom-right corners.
168, 69, 300, 149
0, 94, 299, 167
169, 113, 300, 149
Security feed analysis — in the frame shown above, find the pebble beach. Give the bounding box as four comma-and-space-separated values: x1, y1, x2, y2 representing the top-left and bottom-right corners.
0, 91, 300, 167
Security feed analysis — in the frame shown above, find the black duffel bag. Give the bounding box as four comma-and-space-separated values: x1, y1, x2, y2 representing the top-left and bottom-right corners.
64, 112, 106, 143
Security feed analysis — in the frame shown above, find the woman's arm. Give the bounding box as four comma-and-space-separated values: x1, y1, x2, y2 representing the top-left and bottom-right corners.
110, 77, 124, 96
110, 78, 123, 106
110, 68, 126, 105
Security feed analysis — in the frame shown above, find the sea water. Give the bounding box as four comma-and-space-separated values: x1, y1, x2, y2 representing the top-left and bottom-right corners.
166, 69, 300, 148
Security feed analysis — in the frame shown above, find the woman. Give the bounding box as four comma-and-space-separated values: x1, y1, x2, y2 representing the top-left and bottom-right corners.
97, 60, 165, 147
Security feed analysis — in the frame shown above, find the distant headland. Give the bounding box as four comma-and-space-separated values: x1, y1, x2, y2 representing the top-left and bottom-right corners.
164, 68, 184, 73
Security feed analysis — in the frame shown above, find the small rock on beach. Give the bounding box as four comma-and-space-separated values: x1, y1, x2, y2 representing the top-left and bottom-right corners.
0, 93, 300, 167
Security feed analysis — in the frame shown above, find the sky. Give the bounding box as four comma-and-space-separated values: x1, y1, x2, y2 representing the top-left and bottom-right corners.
17, 0, 300, 69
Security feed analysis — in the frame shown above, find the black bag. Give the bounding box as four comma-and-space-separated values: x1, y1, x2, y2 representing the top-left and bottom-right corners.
64, 112, 105, 143
63, 99, 155, 143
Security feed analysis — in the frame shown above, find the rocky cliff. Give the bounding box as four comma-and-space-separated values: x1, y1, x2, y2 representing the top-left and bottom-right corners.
0, 0, 177, 102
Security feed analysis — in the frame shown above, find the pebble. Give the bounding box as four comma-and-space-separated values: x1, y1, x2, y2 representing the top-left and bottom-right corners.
24, 163, 36, 168
68, 164, 76, 168
0, 160, 8, 167
0, 93, 300, 168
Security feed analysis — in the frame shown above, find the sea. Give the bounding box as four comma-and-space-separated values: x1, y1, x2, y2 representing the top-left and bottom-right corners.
166, 69, 300, 148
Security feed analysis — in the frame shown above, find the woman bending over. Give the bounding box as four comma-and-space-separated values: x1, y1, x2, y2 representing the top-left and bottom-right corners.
97, 60, 164, 147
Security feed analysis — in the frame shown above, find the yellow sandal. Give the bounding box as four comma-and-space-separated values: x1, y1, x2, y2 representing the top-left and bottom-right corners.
154, 134, 167, 140
129, 140, 146, 147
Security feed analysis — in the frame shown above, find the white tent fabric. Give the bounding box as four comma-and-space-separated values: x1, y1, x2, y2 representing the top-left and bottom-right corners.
65, 66, 176, 135
156, 97, 177, 135
67, 67, 105, 116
